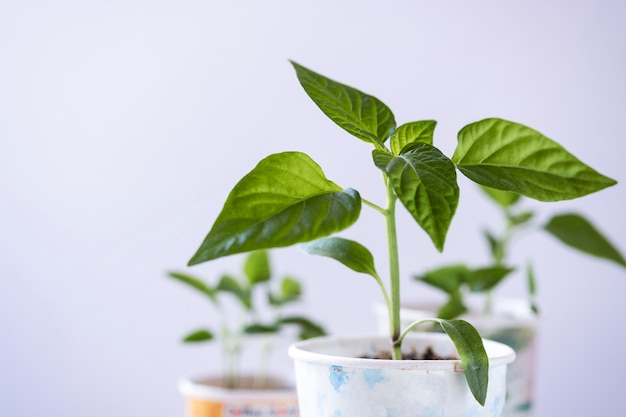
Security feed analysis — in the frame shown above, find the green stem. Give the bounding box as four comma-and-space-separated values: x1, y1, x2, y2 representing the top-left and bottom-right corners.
362, 197, 386, 215
485, 207, 513, 315
254, 335, 273, 389
384, 177, 402, 360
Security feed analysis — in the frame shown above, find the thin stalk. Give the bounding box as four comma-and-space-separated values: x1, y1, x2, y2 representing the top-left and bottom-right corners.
221, 326, 240, 389
254, 335, 273, 389
362, 197, 386, 215
484, 207, 513, 315
384, 177, 402, 360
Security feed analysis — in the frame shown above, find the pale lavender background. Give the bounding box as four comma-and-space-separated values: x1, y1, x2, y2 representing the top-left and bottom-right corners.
1, 1, 625, 416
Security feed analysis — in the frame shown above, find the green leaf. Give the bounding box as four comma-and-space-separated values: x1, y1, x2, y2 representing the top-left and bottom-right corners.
467, 266, 515, 292
483, 230, 499, 260
453, 118, 617, 201
414, 264, 470, 294
188, 152, 361, 265
300, 237, 378, 278
244, 250, 271, 284
243, 323, 279, 335
290, 61, 396, 145
509, 210, 534, 226
390, 120, 436, 155
437, 291, 468, 320
280, 277, 302, 301
437, 319, 489, 406
182, 329, 214, 343
269, 277, 302, 306
480, 185, 520, 208
217, 275, 252, 309
526, 263, 540, 315
372, 149, 393, 170
278, 316, 327, 340
167, 272, 217, 302
544, 213, 626, 267
377, 143, 459, 251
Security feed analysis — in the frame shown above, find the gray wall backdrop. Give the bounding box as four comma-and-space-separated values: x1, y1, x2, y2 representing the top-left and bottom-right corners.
2, 1, 625, 416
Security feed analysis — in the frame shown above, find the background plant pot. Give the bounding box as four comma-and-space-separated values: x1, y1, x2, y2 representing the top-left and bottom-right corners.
178, 373, 299, 417
289, 333, 515, 417
374, 297, 537, 417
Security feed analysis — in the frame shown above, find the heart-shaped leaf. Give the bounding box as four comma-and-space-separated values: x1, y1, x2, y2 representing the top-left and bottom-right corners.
301, 237, 378, 278
375, 143, 459, 251
291, 61, 396, 145
390, 120, 436, 155
453, 118, 617, 201
188, 152, 361, 265
544, 213, 626, 267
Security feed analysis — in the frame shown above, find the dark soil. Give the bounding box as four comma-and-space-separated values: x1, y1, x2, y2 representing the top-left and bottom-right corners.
360, 346, 457, 360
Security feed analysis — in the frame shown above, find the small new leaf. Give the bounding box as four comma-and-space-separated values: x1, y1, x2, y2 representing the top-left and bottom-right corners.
544, 213, 626, 267
453, 118, 617, 201
244, 250, 271, 285
390, 120, 436, 155
182, 329, 214, 343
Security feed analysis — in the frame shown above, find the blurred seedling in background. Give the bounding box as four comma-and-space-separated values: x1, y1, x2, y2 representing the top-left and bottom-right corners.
415, 186, 626, 319
167, 250, 326, 389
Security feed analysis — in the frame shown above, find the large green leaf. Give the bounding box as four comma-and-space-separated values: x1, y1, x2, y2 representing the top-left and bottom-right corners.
188, 152, 361, 265
453, 118, 617, 201
375, 143, 459, 251
301, 237, 378, 278
291, 61, 396, 145
437, 319, 489, 406
244, 250, 271, 285
544, 213, 626, 267
390, 120, 436, 155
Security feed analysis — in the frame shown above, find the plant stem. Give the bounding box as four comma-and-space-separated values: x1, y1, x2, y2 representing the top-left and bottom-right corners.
384, 176, 402, 360
254, 335, 273, 389
362, 197, 386, 215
